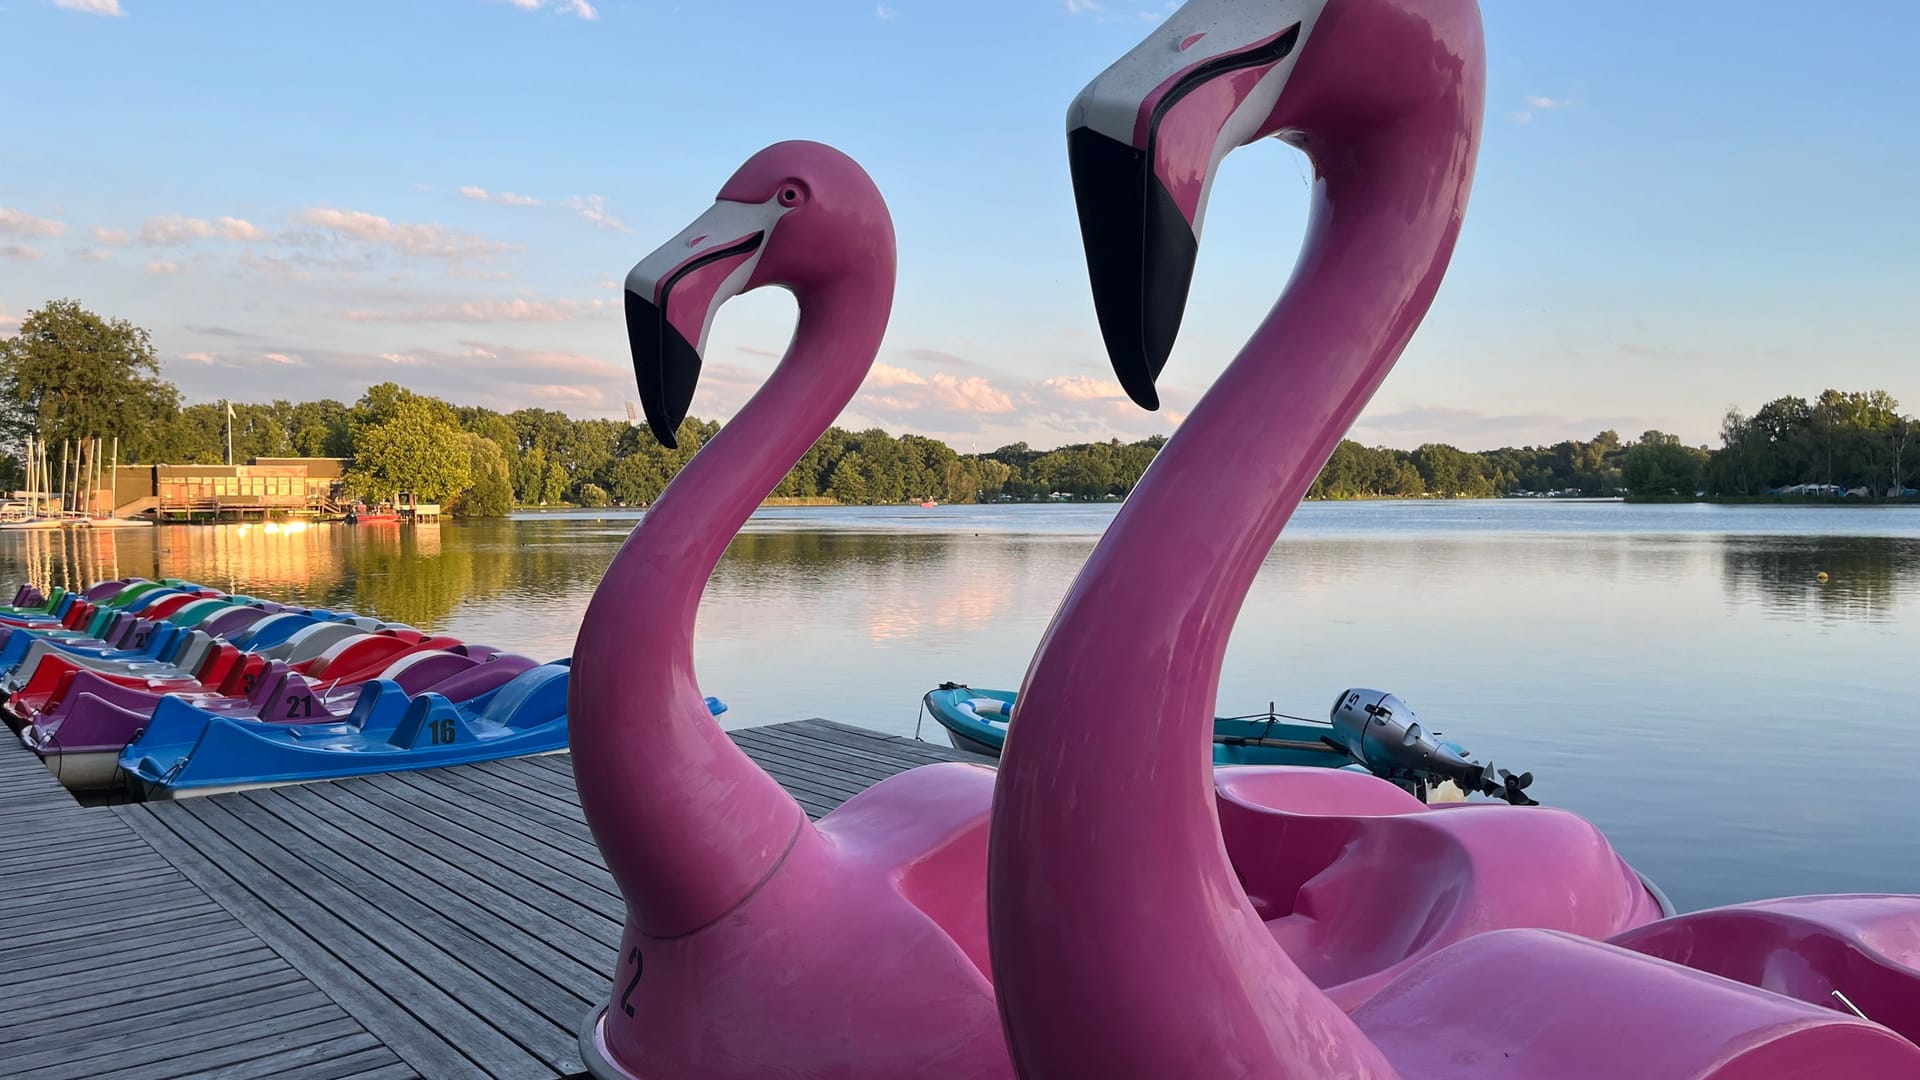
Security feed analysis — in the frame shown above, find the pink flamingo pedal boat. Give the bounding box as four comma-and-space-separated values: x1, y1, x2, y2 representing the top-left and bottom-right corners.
568, 139, 1729, 1080
987, 0, 1920, 1077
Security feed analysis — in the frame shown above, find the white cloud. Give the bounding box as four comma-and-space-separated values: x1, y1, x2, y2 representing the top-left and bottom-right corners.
54, 0, 124, 14
564, 194, 627, 232
500, 0, 597, 18
857, 370, 1014, 419
342, 297, 610, 323
446, 266, 512, 281
180, 351, 215, 364
0, 209, 65, 237
140, 214, 213, 245
1041, 375, 1126, 401
216, 216, 268, 241
1511, 95, 1580, 125
68, 247, 114, 262
931, 373, 1013, 414
261, 352, 301, 365
378, 352, 422, 365
92, 226, 130, 245
868, 363, 929, 388
0, 308, 20, 332
1065, 0, 1104, 12
144, 260, 184, 274
459, 185, 543, 207
2, 244, 42, 260
875, 2, 896, 18
293, 207, 518, 261
137, 213, 264, 245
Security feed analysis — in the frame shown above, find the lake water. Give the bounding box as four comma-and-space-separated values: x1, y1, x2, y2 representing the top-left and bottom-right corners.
7, 499, 1919, 913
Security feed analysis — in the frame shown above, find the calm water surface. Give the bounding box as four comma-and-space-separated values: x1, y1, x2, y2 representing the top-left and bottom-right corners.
7, 499, 1918, 912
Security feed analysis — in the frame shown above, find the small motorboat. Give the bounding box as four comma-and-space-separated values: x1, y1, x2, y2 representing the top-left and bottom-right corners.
921, 684, 1539, 804
344, 501, 401, 524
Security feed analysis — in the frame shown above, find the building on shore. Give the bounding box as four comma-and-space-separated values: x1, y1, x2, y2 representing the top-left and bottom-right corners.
112, 458, 349, 521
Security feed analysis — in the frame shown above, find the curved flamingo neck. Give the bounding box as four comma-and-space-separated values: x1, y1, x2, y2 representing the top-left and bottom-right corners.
989, 118, 1477, 1076
572, 273, 891, 939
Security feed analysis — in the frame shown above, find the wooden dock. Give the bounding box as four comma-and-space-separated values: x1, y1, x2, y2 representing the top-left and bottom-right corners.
0, 720, 991, 1079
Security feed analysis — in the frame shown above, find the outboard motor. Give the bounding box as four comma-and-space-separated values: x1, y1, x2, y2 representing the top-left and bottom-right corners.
1328, 689, 1536, 805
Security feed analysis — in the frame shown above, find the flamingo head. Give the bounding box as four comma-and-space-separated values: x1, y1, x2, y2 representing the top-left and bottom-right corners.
1066, 0, 1484, 408
624, 140, 893, 447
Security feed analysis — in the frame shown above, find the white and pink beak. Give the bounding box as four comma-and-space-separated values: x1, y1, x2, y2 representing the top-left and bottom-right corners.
1066, 0, 1328, 408
624, 196, 790, 447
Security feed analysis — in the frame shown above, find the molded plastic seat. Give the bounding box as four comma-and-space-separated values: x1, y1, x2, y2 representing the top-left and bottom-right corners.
1213, 765, 1666, 1008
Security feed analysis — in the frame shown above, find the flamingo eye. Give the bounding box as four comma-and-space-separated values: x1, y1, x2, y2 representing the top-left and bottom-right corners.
777, 185, 804, 207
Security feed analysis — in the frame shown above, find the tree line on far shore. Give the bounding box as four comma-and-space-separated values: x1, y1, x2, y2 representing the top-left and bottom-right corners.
3, 300, 1915, 515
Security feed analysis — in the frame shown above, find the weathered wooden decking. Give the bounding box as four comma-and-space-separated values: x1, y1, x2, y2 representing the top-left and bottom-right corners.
0, 716, 412, 1079
2, 720, 991, 1079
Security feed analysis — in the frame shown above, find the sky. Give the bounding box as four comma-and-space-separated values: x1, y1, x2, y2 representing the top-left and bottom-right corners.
2, 0, 1917, 453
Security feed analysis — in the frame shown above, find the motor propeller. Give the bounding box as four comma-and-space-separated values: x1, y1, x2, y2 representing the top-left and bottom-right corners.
1482, 767, 1537, 806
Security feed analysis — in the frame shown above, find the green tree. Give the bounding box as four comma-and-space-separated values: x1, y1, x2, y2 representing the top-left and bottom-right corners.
345, 396, 472, 501
285, 399, 352, 457
826, 452, 869, 503
541, 462, 570, 505
0, 299, 181, 461
1623, 430, 1706, 497
450, 433, 514, 517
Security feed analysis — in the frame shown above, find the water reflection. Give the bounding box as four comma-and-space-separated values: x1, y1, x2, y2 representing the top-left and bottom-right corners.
4, 506, 1920, 912
1720, 535, 1917, 622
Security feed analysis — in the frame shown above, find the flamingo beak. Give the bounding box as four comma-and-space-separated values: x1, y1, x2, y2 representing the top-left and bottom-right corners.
1067, 15, 1311, 410
624, 199, 779, 448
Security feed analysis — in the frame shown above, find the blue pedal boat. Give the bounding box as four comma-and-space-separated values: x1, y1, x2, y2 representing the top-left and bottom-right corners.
119, 660, 728, 799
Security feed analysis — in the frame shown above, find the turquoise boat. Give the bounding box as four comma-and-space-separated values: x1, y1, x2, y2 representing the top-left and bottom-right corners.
921, 683, 1535, 803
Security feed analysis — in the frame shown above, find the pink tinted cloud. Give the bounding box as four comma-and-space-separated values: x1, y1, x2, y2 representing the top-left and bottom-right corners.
293, 207, 517, 261
343, 297, 611, 323
0, 209, 65, 237
930, 373, 1013, 414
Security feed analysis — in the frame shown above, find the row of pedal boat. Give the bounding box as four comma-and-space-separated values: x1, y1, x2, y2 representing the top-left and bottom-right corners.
0, 578, 724, 798
5, 575, 1529, 805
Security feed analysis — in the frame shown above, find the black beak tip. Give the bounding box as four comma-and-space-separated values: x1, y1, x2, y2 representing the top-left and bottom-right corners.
625, 288, 701, 452
1066, 125, 1197, 418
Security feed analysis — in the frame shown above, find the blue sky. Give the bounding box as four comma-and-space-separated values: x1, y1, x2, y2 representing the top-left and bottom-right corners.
3, 0, 1916, 452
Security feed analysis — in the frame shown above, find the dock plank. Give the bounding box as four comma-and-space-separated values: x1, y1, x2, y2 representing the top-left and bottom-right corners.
7, 716, 988, 1079
0, 724, 410, 1080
